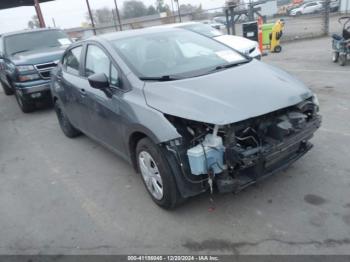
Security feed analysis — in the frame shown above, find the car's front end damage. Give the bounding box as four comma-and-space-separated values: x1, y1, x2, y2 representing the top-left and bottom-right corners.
161, 97, 321, 197
142, 59, 322, 198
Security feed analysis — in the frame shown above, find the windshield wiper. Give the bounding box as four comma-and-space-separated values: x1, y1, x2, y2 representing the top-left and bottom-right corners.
139, 75, 182, 82
11, 49, 30, 56
214, 60, 250, 71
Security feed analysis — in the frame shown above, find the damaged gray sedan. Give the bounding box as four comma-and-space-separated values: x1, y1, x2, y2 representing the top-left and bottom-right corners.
51, 27, 321, 208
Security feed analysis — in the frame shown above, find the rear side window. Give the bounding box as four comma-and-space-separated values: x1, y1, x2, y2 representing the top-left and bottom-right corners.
63, 46, 82, 76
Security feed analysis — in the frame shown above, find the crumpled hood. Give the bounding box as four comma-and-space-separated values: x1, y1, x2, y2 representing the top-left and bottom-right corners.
214, 35, 258, 53
143, 60, 313, 125
10, 46, 66, 65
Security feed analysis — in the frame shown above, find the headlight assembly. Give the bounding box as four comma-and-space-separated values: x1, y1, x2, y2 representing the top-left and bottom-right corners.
312, 94, 319, 107
16, 65, 35, 72
18, 73, 40, 82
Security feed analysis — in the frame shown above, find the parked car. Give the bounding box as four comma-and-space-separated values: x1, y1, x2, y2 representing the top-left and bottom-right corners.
201, 20, 225, 30
330, 0, 340, 12
51, 27, 321, 208
0, 28, 72, 112
289, 1, 324, 16
213, 16, 227, 25
156, 22, 261, 59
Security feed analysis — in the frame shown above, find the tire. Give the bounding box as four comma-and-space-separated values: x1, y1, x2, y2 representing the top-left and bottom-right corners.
332, 51, 339, 63
339, 54, 347, 66
54, 100, 81, 138
15, 89, 35, 113
136, 138, 182, 209
274, 45, 282, 53
1, 79, 14, 96
296, 11, 302, 16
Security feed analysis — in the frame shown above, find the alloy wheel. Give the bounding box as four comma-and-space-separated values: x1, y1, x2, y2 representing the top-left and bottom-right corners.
138, 151, 164, 200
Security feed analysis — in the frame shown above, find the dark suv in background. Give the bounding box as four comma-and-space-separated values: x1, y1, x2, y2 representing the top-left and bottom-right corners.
0, 28, 72, 112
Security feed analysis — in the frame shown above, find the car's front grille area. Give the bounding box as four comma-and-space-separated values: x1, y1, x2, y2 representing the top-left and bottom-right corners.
34, 62, 58, 80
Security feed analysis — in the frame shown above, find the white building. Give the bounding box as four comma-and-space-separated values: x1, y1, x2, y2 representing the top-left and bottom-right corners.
256, 0, 278, 17
340, 0, 350, 12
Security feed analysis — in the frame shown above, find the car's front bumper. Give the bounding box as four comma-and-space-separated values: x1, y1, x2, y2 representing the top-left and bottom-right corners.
15, 80, 51, 100
168, 115, 321, 198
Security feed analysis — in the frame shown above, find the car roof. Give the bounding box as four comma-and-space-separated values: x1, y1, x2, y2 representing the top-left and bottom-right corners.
99, 26, 189, 42
1, 28, 62, 38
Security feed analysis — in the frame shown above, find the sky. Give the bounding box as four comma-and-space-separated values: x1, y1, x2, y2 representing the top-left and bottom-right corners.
0, 0, 226, 34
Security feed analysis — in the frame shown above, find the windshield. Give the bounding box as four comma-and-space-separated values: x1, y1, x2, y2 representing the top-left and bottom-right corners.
181, 23, 223, 38
4, 30, 71, 56
112, 30, 248, 79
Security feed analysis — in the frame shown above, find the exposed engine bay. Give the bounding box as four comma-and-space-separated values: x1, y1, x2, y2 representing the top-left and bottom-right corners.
165, 98, 321, 195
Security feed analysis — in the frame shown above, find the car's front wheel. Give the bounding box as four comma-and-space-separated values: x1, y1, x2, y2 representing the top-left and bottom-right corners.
136, 138, 182, 209
15, 90, 35, 113
1, 79, 14, 96
54, 100, 81, 138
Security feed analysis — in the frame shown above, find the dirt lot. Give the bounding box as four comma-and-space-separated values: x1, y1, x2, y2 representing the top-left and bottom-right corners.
0, 37, 350, 255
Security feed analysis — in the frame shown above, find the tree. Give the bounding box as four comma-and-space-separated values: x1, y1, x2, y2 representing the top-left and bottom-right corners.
86, 7, 114, 26
147, 5, 157, 15
28, 15, 40, 29
122, 0, 148, 19
155, 0, 170, 13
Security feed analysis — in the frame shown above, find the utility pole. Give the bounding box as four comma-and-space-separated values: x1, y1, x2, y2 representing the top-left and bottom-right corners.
113, 0, 123, 31
170, 0, 175, 15
52, 17, 56, 28
85, 0, 96, 35
33, 0, 46, 28
174, 0, 182, 22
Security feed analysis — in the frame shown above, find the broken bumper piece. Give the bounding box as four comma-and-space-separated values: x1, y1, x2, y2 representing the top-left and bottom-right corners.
216, 115, 321, 193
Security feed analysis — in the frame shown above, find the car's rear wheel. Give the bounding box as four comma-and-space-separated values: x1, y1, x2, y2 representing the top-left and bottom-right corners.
54, 100, 81, 138
136, 138, 182, 209
15, 89, 35, 113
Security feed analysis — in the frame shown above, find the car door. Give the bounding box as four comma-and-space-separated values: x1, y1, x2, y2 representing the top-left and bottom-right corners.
59, 45, 89, 131
304, 2, 316, 13
0, 37, 4, 81
81, 43, 126, 154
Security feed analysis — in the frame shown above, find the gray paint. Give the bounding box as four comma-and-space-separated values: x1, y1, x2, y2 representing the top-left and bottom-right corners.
143, 60, 313, 125
52, 27, 315, 164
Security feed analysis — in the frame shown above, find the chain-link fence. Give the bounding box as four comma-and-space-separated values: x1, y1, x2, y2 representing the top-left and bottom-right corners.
65, 0, 348, 43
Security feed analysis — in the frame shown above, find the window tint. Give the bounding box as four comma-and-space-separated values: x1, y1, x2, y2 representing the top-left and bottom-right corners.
63, 46, 82, 76
85, 45, 110, 77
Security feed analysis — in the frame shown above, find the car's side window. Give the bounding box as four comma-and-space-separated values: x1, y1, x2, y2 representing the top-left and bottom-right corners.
85, 45, 110, 77
85, 44, 120, 87
63, 46, 82, 76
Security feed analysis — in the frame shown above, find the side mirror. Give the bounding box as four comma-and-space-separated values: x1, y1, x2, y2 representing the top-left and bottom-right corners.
88, 73, 110, 90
